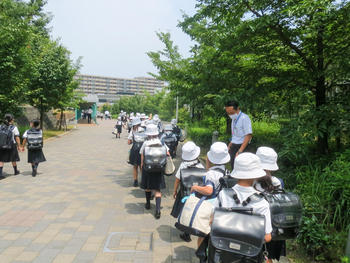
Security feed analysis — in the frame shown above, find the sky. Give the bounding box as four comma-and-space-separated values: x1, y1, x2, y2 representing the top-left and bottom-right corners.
44, 0, 198, 79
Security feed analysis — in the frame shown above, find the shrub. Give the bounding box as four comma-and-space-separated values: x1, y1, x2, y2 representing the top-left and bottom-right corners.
187, 126, 213, 148
295, 150, 350, 261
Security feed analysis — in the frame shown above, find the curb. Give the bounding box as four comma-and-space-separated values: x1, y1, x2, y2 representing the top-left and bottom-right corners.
44, 127, 78, 143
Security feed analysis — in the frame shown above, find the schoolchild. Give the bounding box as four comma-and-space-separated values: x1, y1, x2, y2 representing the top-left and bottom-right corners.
160, 124, 178, 158
128, 117, 143, 186
215, 152, 273, 242
0, 114, 21, 178
152, 114, 163, 133
255, 147, 285, 262
172, 141, 204, 242
140, 124, 169, 219
192, 142, 230, 248
21, 120, 46, 177
115, 117, 123, 138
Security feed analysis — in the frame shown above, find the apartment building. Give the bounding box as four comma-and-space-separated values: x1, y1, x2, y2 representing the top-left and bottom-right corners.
75, 74, 165, 104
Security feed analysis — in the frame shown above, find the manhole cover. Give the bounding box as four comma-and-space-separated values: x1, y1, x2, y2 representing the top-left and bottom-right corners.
104, 232, 153, 253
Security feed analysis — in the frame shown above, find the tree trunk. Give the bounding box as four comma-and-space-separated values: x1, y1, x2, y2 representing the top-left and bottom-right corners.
59, 109, 64, 130
40, 99, 44, 131
315, 25, 328, 154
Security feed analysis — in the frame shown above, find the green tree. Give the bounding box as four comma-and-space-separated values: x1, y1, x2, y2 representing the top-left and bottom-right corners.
26, 38, 79, 128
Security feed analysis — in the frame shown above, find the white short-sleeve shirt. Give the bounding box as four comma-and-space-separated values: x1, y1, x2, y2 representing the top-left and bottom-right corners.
204, 165, 226, 196
175, 160, 204, 180
231, 112, 252, 144
139, 138, 168, 155
215, 184, 273, 234
9, 125, 20, 143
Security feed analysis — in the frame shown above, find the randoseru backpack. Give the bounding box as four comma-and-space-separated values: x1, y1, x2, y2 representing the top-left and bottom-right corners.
143, 143, 167, 172
180, 167, 207, 196
0, 125, 14, 150
262, 189, 303, 240
132, 132, 147, 151
208, 189, 267, 263
27, 128, 43, 150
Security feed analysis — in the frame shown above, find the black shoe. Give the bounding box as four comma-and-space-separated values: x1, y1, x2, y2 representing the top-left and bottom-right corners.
145, 202, 151, 210
14, 170, 20, 175
0, 175, 5, 179
155, 210, 161, 219
32, 169, 37, 177
133, 180, 138, 187
180, 233, 192, 242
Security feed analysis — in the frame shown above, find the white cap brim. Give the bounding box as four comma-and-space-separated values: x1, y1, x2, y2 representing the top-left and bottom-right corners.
230, 169, 266, 179
261, 163, 279, 171
207, 151, 230, 165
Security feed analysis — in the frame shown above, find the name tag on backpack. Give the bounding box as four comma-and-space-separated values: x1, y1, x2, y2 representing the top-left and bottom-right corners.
229, 242, 241, 251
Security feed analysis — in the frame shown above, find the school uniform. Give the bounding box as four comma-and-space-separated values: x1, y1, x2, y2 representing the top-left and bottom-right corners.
115, 120, 123, 133
139, 138, 167, 190
215, 184, 272, 234
171, 160, 205, 218
204, 165, 226, 197
128, 130, 142, 166
229, 112, 252, 168
0, 125, 20, 163
23, 129, 46, 164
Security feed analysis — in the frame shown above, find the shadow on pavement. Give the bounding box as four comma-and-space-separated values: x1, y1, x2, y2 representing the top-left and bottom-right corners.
163, 245, 197, 262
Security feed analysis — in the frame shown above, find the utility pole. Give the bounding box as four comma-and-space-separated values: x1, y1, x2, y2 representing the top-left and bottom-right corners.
176, 96, 179, 121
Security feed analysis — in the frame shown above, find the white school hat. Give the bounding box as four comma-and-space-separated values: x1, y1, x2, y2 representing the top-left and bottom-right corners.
207, 142, 230, 165
132, 117, 141, 127
145, 124, 159, 136
182, 141, 200, 161
171, 119, 177, 125
231, 153, 266, 179
153, 114, 160, 122
163, 124, 173, 131
256, 147, 279, 171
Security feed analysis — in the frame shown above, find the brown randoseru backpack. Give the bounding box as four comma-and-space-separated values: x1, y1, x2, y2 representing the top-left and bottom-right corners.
0, 125, 14, 150
143, 143, 167, 172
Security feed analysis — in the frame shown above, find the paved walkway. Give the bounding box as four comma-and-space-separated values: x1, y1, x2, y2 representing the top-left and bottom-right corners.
0, 120, 197, 263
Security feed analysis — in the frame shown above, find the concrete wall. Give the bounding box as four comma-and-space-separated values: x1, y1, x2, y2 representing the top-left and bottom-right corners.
16, 106, 57, 129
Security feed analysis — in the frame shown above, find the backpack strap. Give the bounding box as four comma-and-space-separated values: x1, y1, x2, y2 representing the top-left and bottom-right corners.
219, 188, 264, 208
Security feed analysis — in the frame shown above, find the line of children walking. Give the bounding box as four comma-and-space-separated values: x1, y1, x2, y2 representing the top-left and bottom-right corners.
0, 114, 45, 178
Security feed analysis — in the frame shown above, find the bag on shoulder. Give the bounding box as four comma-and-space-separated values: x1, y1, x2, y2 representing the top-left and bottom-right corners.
143, 143, 167, 172
175, 194, 215, 237
165, 156, 175, 175
27, 128, 43, 150
262, 189, 303, 240
180, 167, 207, 197
0, 124, 14, 150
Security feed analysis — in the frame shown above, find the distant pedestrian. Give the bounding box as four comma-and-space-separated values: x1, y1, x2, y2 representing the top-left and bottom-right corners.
225, 101, 252, 169
114, 117, 123, 138
104, 110, 110, 120
21, 120, 46, 177
87, 107, 93, 124
0, 114, 21, 178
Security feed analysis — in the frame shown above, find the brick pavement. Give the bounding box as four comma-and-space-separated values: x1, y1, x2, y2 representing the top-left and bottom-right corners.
0, 120, 289, 263
0, 120, 197, 263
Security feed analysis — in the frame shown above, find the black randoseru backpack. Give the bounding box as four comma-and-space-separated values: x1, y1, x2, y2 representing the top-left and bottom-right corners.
180, 167, 207, 196
27, 129, 43, 150
0, 125, 14, 149
262, 189, 303, 240
143, 144, 167, 172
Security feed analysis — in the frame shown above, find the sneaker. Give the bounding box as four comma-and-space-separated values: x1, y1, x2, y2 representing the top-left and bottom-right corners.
155, 210, 161, 219
145, 202, 151, 210
133, 180, 138, 187
180, 233, 192, 242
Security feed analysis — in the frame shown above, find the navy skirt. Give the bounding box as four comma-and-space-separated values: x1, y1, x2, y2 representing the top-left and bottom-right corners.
129, 143, 141, 166
28, 149, 46, 163
0, 146, 20, 162
140, 168, 166, 190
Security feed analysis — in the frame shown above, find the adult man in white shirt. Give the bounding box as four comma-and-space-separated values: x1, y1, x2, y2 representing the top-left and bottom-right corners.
225, 101, 252, 169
